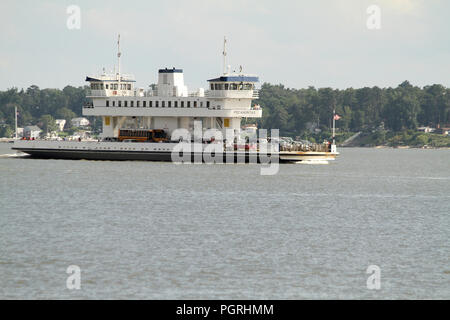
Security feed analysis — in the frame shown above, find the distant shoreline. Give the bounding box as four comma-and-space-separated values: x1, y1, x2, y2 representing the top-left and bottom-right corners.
338, 145, 450, 150
2, 140, 448, 150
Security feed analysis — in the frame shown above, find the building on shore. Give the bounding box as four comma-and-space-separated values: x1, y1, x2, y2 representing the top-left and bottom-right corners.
434, 127, 449, 135
417, 126, 434, 133
23, 126, 41, 139
16, 127, 24, 138
55, 119, 66, 131
71, 117, 90, 128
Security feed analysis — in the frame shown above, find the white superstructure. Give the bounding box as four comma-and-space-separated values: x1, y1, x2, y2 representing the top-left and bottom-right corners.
82, 36, 261, 141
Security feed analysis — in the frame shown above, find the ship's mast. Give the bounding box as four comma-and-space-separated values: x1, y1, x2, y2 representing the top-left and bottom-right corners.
222, 36, 227, 75
117, 34, 121, 82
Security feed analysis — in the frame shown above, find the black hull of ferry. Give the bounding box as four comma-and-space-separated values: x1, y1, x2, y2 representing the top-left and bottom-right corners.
12, 148, 285, 163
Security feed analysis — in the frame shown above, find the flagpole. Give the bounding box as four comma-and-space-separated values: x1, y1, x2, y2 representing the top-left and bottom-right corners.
15, 106, 18, 139
332, 108, 336, 146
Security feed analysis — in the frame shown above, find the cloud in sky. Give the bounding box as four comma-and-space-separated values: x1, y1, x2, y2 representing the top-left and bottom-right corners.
0, 0, 448, 90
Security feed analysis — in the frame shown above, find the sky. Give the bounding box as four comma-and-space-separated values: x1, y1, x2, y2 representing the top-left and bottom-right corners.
0, 0, 449, 91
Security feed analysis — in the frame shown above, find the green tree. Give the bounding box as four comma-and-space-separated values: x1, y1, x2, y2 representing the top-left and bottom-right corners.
39, 114, 58, 133
0, 125, 14, 138
55, 107, 76, 127
416, 134, 429, 146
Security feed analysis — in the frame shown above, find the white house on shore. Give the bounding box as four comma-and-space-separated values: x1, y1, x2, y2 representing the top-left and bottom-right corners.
16, 127, 24, 138
417, 126, 434, 133
71, 117, 90, 127
55, 119, 66, 131
23, 125, 41, 139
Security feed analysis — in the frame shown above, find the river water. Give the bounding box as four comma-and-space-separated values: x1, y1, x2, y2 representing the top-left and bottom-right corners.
0, 142, 449, 299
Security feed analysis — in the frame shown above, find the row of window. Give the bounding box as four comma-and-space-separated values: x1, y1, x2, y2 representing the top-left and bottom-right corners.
92, 82, 253, 91
90, 83, 132, 91
60, 145, 171, 151
210, 83, 254, 91
105, 100, 211, 108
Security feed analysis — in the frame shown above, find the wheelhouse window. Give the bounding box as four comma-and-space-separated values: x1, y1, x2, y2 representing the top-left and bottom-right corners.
137, 101, 140, 107
150, 101, 153, 107
162, 101, 165, 108
131, 101, 134, 107
105, 84, 109, 89
207, 101, 210, 108
174, 101, 178, 108
106, 100, 109, 107
127, 84, 131, 90
124, 101, 128, 107
210, 83, 214, 90
181, 101, 184, 108
244, 83, 253, 90
156, 101, 159, 107
194, 101, 197, 108
187, 101, 191, 108
90, 83, 104, 90
143, 101, 146, 107
112, 101, 115, 107
118, 101, 122, 107
224, 83, 229, 90
168, 101, 172, 108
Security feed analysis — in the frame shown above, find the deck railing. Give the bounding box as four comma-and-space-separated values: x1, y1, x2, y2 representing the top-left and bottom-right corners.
279, 143, 331, 152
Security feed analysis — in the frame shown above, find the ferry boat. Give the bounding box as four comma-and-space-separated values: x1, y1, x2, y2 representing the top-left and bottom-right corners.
12, 37, 338, 164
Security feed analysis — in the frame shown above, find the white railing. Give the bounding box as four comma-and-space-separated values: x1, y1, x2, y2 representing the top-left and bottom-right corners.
86, 90, 107, 97
86, 89, 139, 97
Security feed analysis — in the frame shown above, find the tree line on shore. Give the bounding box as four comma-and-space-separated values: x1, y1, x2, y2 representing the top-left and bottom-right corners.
254, 81, 450, 138
0, 85, 88, 137
1, 82, 449, 145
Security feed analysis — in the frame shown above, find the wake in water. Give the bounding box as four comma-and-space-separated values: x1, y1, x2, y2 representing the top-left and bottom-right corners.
297, 160, 330, 165
0, 153, 28, 158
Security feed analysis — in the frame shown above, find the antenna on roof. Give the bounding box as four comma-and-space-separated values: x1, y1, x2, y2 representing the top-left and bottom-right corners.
222, 36, 227, 75
117, 34, 122, 81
